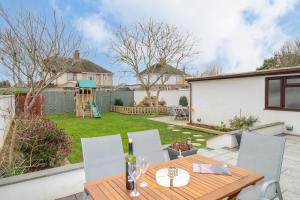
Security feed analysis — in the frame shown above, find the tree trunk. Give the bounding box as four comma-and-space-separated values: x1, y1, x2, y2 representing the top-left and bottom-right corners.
146, 90, 152, 107
24, 93, 37, 117
155, 89, 161, 114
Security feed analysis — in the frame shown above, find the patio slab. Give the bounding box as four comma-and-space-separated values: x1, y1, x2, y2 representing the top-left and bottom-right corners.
147, 116, 188, 126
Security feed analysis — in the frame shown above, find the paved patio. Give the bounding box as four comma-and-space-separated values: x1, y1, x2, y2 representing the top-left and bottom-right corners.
58, 134, 300, 200
147, 116, 188, 126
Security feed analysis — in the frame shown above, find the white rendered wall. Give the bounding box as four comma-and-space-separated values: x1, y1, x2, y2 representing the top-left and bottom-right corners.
190, 75, 300, 135
0, 95, 15, 148
0, 168, 85, 200
141, 74, 181, 85
134, 89, 190, 106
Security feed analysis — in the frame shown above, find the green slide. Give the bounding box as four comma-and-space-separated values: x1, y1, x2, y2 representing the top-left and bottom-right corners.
92, 101, 101, 118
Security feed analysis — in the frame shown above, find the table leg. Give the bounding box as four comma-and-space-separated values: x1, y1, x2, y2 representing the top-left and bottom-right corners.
227, 193, 238, 200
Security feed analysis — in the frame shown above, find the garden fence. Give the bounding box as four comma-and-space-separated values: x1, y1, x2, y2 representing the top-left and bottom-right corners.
111, 105, 169, 115
43, 91, 134, 114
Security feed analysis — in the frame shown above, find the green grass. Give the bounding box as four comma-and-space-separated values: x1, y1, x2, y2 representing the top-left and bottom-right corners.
48, 112, 214, 163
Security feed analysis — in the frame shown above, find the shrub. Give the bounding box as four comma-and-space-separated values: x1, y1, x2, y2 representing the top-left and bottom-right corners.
216, 121, 227, 132
137, 96, 156, 107
179, 96, 188, 106
114, 98, 124, 106
229, 115, 258, 130
158, 99, 166, 106
0, 117, 71, 177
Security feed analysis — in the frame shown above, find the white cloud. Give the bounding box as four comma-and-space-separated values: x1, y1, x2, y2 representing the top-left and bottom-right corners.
74, 0, 300, 73
74, 14, 113, 53
50, 0, 71, 17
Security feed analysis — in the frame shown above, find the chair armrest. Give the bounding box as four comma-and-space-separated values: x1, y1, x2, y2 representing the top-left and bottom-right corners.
260, 179, 278, 199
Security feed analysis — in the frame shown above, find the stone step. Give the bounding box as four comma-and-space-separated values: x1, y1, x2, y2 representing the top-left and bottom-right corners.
192, 143, 202, 147
193, 134, 204, 137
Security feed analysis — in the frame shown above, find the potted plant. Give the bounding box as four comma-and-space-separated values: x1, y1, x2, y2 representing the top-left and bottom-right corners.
167, 139, 198, 160
229, 115, 258, 147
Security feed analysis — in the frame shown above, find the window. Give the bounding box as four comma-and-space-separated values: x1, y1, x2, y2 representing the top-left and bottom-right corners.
86, 73, 95, 80
265, 75, 300, 111
67, 73, 77, 81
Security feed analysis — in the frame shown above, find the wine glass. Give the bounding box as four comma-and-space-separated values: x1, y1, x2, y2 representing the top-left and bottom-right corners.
138, 157, 150, 187
128, 163, 142, 197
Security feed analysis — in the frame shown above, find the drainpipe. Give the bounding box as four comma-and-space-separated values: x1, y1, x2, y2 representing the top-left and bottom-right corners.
189, 82, 192, 124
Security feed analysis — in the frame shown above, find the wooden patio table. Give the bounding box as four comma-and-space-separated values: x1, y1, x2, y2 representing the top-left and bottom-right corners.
84, 154, 263, 200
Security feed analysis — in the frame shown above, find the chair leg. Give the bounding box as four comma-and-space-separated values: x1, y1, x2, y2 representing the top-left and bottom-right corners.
83, 190, 89, 200
275, 182, 283, 200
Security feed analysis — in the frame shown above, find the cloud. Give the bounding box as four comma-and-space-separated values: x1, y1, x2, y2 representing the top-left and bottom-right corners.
74, 14, 113, 53
50, 0, 71, 16
74, 0, 300, 73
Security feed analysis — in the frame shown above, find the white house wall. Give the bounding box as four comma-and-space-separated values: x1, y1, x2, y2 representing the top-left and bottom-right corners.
190, 75, 300, 135
134, 89, 190, 106
141, 75, 179, 85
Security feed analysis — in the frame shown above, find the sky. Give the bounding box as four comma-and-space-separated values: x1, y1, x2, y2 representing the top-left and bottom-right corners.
0, 0, 300, 84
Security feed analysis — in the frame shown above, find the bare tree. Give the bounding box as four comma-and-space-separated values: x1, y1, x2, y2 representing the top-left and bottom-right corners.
0, 6, 82, 115
200, 63, 223, 77
112, 19, 196, 106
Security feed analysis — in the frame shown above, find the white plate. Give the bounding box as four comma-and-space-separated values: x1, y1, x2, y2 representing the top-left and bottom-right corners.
155, 168, 190, 187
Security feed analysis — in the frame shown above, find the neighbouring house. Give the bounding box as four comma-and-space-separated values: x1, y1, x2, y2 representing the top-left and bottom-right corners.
51, 50, 113, 89
139, 63, 190, 90
187, 66, 300, 135
131, 63, 191, 105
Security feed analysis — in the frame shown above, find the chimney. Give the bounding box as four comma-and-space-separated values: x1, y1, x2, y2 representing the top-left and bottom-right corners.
74, 50, 80, 60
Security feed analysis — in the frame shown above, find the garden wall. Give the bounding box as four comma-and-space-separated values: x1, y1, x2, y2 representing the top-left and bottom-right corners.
43, 91, 134, 114
134, 89, 190, 106
0, 163, 84, 200
0, 95, 15, 148
206, 122, 285, 149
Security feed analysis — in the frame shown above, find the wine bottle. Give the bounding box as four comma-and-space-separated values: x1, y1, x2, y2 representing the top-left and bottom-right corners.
126, 138, 136, 190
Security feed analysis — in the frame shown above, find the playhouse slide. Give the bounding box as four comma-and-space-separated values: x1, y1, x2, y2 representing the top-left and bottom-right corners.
91, 101, 101, 118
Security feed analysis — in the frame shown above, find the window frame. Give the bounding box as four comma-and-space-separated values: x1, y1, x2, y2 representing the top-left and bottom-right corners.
265, 75, 300, 112
72, 73, 77, 81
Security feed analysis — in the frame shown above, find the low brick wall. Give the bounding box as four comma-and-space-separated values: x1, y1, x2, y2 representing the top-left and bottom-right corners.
111, 105, 169, 115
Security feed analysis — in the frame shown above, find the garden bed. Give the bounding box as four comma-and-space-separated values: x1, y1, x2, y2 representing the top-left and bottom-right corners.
187, 123, 234, 132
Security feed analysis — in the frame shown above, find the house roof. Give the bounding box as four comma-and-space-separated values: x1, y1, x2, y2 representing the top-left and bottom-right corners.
66, 59, 112, 74
140, 63, 188, 76
47, 56, 112, 74
76, 80, 96, 89
187, 66, 300, 82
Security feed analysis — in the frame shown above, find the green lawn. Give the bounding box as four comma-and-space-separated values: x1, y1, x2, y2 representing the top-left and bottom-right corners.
48, 112, 214, 163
